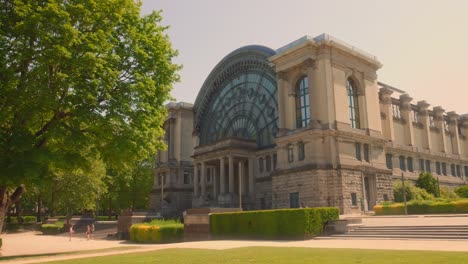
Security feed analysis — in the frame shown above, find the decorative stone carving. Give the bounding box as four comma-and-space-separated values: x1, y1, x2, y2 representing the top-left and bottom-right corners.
399, 94, 413, 111
417, 100, 430, 116
379, 87, 393, 105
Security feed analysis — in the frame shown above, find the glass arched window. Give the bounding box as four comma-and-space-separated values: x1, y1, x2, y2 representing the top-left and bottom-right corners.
295, 77, 310, 128
347, 78, 360, 129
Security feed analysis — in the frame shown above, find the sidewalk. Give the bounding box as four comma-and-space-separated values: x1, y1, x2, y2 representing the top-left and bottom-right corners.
2, 231, 468, 264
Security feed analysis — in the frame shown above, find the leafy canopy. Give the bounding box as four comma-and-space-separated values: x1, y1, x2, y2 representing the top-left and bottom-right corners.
0, 0, 180, 186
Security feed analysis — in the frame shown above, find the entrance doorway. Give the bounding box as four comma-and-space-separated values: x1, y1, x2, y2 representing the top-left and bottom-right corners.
364, 175, 376, 211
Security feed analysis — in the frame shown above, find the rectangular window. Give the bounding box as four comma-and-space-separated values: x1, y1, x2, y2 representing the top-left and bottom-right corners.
419, 159, 425, 172
451, 164, 456, 176
363, 144, 370, 162
289, 192, 300, 208
407, 157, 413, 172
259, 158, 264, 172
273, 154, 277, 170
399, 156, 406, 171
355, 143, 362, 161
266, 156, 272, 172
386, 154, 393, 169
465, 166, 468, 177
383, 194, 389, 201
436, 162, 441, 175
425, 160, 431, 173
351, 193, 357, 206
298, 143, 305, 161
456, 165, 461, 177
183, 170, 190, 184
442, 163, 447, 176
288, 145, 294, 163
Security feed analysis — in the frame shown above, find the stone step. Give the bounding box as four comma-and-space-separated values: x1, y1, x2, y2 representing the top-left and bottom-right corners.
328, 234, 468, 240
355, 225, 468, 229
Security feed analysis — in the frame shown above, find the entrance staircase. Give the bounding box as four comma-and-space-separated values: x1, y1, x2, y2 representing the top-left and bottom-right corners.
321, 216, 468, 240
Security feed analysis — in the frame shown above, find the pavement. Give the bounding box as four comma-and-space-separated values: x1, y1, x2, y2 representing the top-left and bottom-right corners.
2, 215, 468, 263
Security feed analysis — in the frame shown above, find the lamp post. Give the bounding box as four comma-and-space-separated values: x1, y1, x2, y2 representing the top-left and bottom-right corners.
160, 174, 164, 214
401, 172, 408, 215
239, 162, 242, 210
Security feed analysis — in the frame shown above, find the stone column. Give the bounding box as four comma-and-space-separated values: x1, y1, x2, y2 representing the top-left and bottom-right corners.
219, 157, 226, 194
433, 106, 447, 153
447, 111, 461, 155
417, 101, 432, 150
379, 87, 394, 141
238, 160, 244, 196
193, 163, 199, 197
201, 161, 206, 197
168, 117, 175, 160
276, 72, 287, 133
248, 158, 254, 194
400, 94, 414, 146
213, 167, 218, 198
228, 156, 234, 193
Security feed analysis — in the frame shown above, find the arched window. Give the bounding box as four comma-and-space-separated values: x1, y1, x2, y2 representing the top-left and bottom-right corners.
295, 77, 310, 128
347, 78, 360, 129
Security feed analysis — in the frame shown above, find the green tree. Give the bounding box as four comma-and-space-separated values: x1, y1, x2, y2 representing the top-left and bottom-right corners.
455, 185, 468, 198
0, 0, 179, 233
415, 172, 439, 197
393, 180, 434, 202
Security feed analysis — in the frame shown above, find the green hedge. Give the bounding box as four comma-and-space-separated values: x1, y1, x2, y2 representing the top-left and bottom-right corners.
129, 220, 184, 243
210, 207, 339, 240
6, 216, 37, 224
374, 199, 468, 215
41, 221, 65, 235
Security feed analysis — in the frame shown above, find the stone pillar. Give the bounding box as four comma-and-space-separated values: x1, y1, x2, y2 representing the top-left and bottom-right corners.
213, 166, 218, 198
433, 106, 447, 153
238, 160, 244, 196
193, 163, 199, 197
447, 111, 461, 155
400, 94, 414, 146
248, 158, 254, 194
276, 72, 287, 132
201, 161, 206, 197
169, 117, 175, 160
379, 87, 394, 141
228, 156, 234, 193
417, 101, 432, 150
285, 78, 296, 130
219, 157, 226, 194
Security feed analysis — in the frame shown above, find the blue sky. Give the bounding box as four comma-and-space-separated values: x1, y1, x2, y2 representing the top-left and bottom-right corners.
141, 0, 468, 115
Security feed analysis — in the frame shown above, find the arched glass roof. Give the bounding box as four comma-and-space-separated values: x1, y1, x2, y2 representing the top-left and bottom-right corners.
193, 45, 278, 148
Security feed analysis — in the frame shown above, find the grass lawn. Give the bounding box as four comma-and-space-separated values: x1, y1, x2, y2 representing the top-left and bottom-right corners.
46, 247, 468, 264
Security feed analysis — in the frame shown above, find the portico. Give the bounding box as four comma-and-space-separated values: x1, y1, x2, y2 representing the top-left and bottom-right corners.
192, 138, 256, 209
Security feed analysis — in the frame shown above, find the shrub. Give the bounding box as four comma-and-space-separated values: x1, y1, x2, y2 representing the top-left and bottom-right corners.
374, 199, 468, 215
415, 172, 439, 197
393, 180, 434, 202
440, 187, 459, 200
455, 185, 468, 198
41, 220, 64, 235
210, 207, 339, 240
129, 219, 184, 243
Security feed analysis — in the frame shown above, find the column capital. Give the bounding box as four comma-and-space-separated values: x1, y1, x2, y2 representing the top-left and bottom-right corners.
417, 100, 430, 116
447, 111, 459, 121
399, 94, 413, 111
276, 71, 288, 81
379, 87, 393, 105
433, 106, 445, 121
303, 58, 315, 69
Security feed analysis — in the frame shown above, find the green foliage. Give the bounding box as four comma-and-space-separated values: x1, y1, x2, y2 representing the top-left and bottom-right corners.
415, 172, 439, 197
40, 220, 64, 235
0, 0, 179, 230
393, 180, 434, 202
210, 208, 339, 240
439, 187, 459, 200
7, 216, 36, 224
374, 199, 468, 215
129, 220, 184, 243
455, 185, 468, 198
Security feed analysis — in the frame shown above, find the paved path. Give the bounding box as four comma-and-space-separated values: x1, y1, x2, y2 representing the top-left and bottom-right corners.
3, 215, 468, 263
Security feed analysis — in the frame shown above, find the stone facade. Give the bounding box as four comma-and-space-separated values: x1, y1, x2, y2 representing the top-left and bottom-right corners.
151, 33, 468, 217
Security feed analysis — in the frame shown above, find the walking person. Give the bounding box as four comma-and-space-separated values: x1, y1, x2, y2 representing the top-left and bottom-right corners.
86, 224, 91, 240
69, 224, 75, 241
90, 223, 95, 239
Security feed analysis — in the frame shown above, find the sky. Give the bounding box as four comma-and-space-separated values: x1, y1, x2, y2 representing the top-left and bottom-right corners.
141, 0, 468, 115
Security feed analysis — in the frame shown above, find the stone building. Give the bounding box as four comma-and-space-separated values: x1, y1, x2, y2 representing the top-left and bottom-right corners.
150, 34, 468, 216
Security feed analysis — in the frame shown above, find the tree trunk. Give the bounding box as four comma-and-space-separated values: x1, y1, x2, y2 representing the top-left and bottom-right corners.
36, 193, 42, 223
108, 196, 112, 221
0, 185, 26, 234
16, 200, 23, 224
50, 187, 56, 217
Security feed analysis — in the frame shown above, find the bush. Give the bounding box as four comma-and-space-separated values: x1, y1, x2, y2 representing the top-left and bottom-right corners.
440, 187, 459, 200
210, 207, 339, 240
455, 185, 468, 198
41, 220, 64, 235
393, 180, 434, 202
129, 219, 184, 243
416, 172, 439, 197
374, 199, 468, 215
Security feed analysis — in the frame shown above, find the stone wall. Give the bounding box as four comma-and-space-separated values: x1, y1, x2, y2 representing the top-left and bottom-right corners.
254, 178, 272, 209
